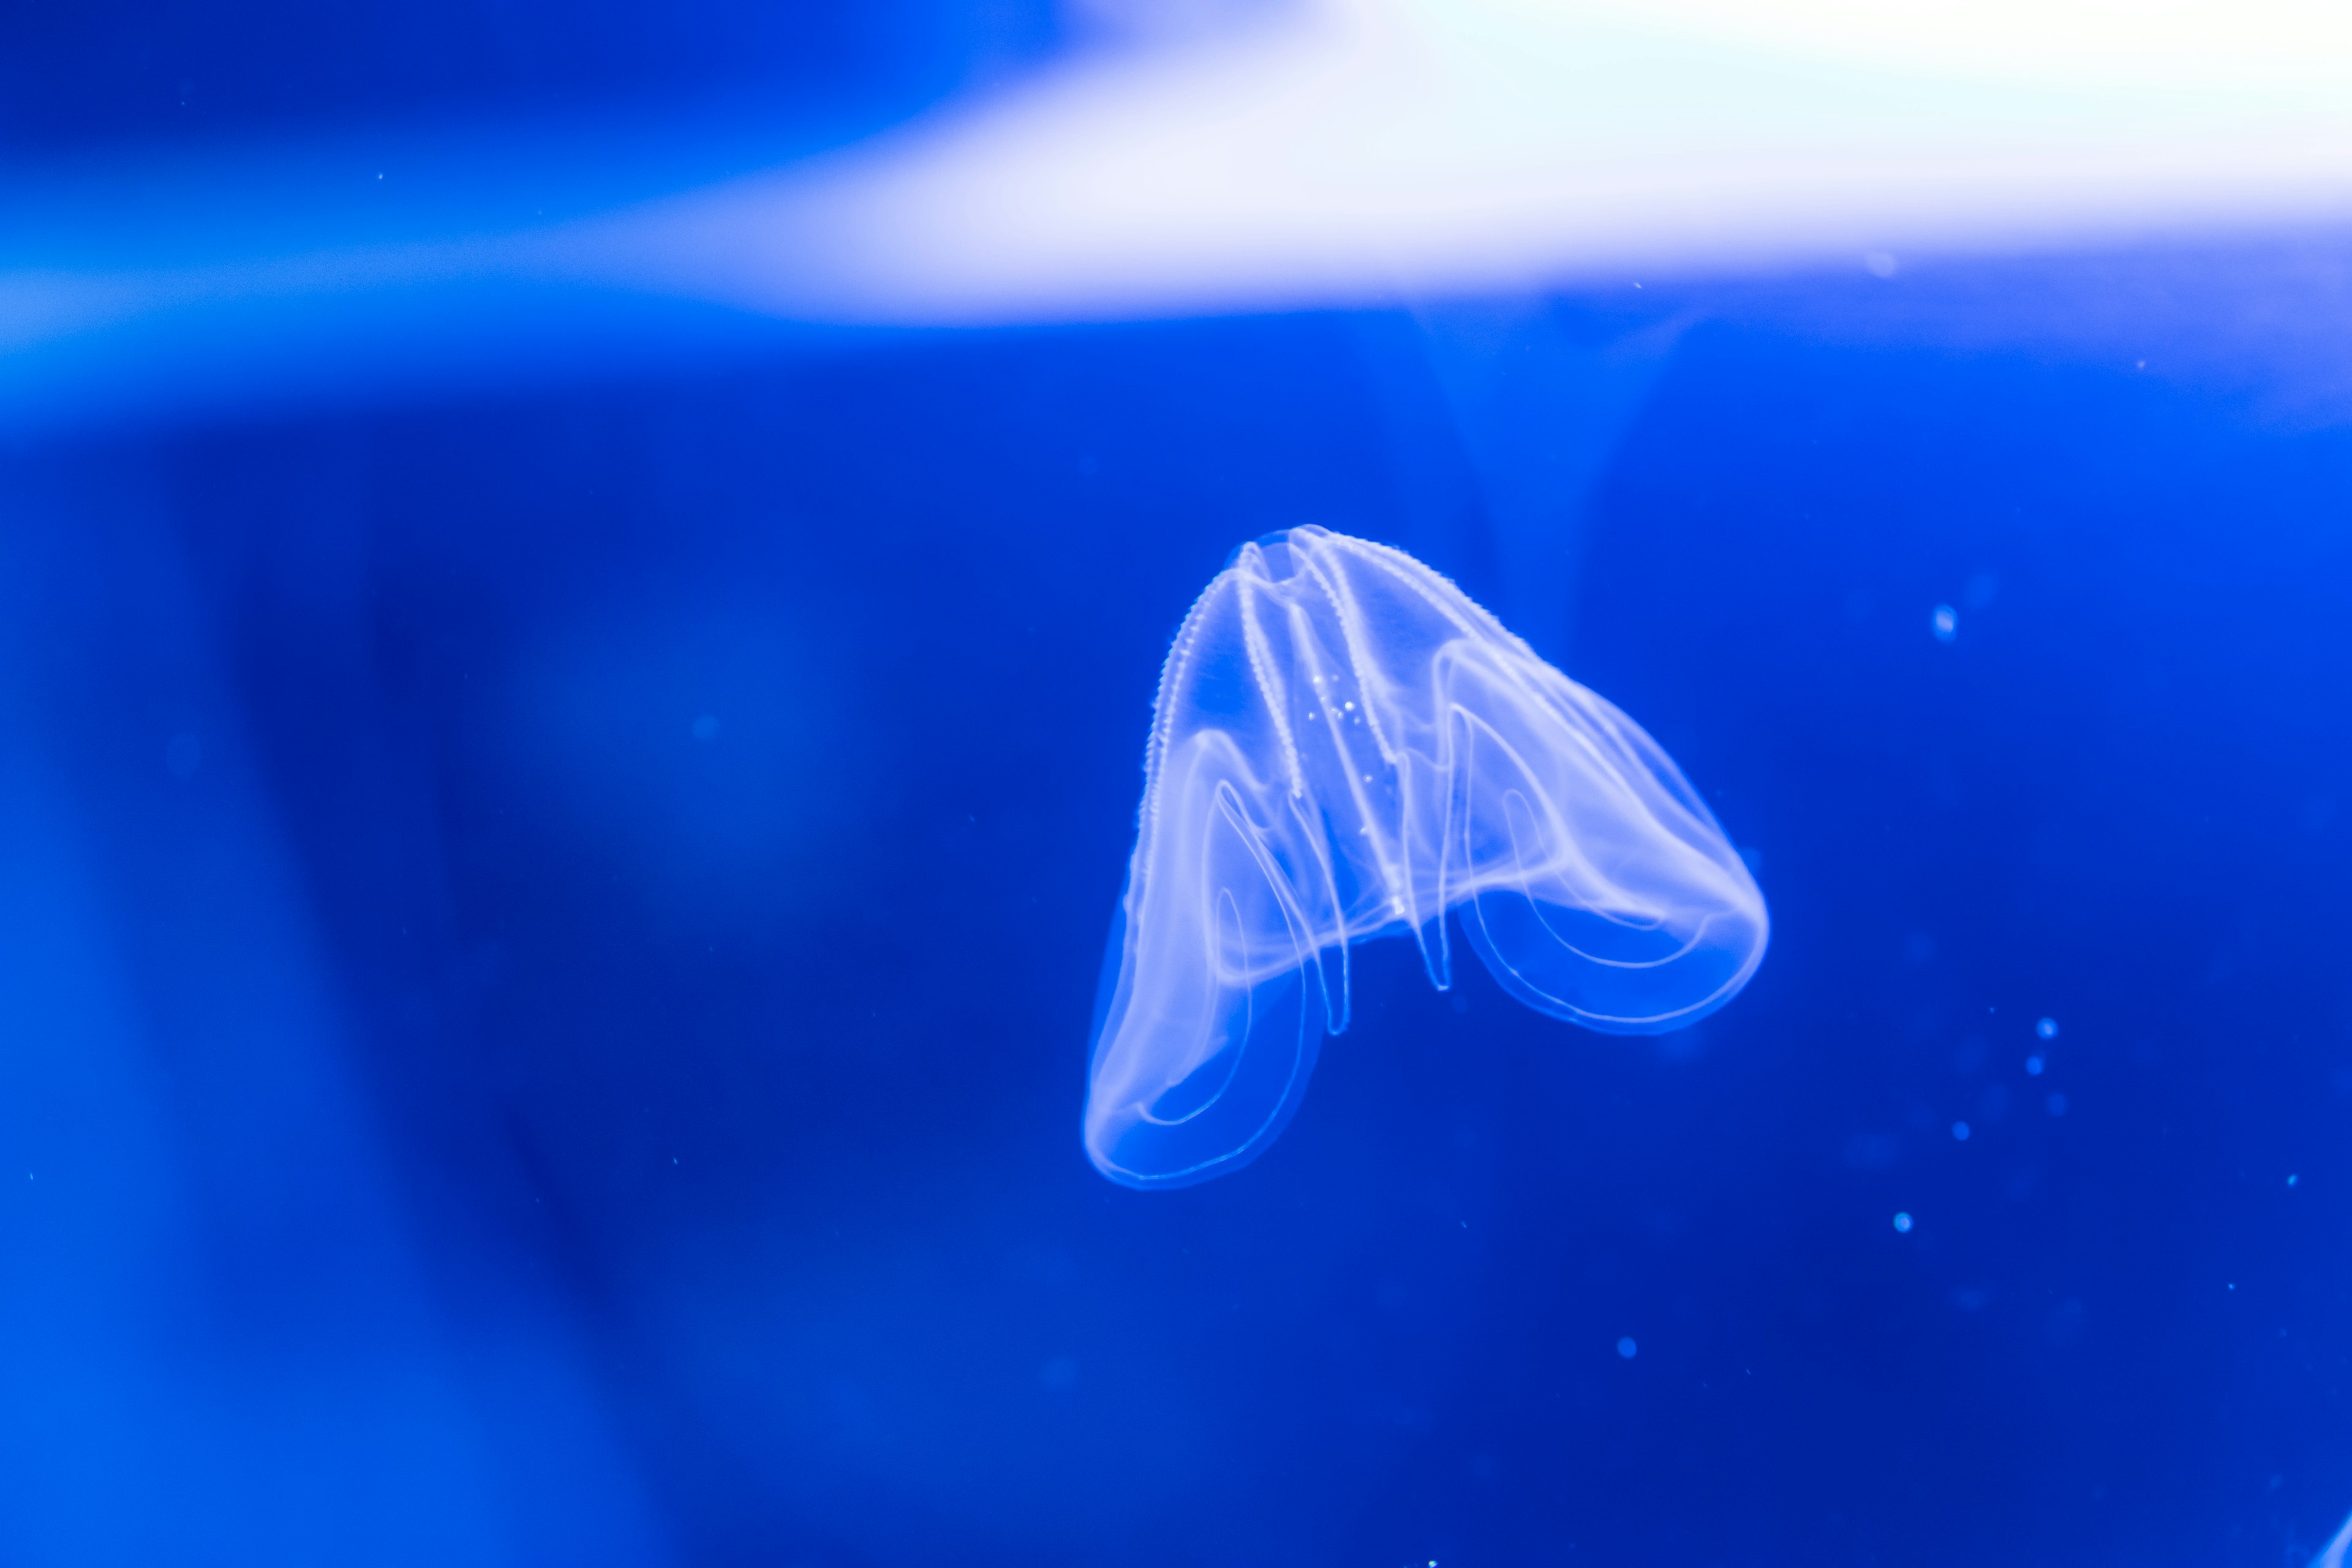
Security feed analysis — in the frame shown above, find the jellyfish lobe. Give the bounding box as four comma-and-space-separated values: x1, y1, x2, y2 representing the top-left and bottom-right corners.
1084, 526, 1766, 1189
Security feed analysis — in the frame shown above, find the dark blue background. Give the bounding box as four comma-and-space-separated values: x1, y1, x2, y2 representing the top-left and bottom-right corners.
3, 6, 2350, 1560
3, 0, 1058, 154
4, 293, 2348, 1565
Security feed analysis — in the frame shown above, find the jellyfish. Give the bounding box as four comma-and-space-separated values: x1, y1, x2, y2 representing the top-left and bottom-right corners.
1083, 526, 1768, 1189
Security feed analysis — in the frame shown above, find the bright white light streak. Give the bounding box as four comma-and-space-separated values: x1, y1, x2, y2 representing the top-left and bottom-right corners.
6, 0, 2352, 384
571, 0, 2352, 322
2316, 1506, 2352, 1568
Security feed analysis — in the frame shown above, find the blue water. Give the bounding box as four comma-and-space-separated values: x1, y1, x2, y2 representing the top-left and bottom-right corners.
5, 288, 2348, 1566
5, 16, 2352, 1564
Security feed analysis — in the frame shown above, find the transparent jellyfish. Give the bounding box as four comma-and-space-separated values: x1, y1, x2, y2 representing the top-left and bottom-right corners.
1083, 526, 1768, 1189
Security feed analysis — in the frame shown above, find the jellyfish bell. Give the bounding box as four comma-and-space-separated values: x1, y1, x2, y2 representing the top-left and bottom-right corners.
1084, 526, 1768, 1189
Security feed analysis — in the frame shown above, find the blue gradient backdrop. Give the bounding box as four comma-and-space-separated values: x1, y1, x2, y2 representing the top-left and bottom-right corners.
2, 7, 2349, 1562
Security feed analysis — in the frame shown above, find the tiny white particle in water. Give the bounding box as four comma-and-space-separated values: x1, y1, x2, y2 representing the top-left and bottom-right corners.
2026, 1055, 2045, 1076
1931, 605, 1958, 642
1952, 1121, 1971, 1141
1616, 1336, 1637, 1359
1893, 1212, 1914, 1233
2288, 1174, 2300, 1186
2037, 1017, 2059, 1039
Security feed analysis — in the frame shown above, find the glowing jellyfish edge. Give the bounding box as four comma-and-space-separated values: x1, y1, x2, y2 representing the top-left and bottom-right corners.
1082, 527, 1770, 1189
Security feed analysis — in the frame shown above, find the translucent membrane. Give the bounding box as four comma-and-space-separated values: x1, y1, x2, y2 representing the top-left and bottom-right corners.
1084, 527, 1768, 1189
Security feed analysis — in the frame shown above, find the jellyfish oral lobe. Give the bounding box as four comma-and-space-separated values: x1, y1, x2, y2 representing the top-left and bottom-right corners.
1082, 526, 1768, 1188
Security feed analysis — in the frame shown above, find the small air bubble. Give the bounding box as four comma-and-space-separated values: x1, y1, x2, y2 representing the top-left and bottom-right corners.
2036, 1017, 2058, 1040
1931, 605, 1958, 643
1893, 1212, 1914, 1233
